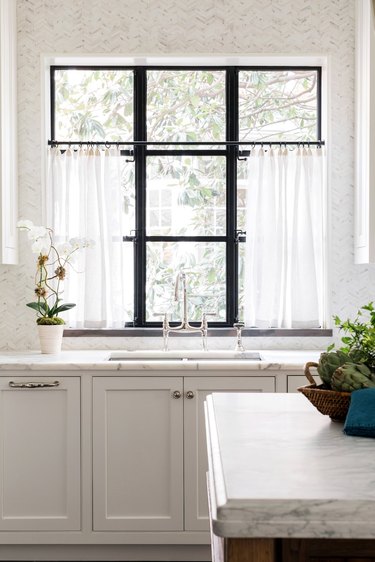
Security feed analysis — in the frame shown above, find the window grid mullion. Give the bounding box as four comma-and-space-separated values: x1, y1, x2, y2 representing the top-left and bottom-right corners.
226, 69, 239, 326
134, 68, 147, 327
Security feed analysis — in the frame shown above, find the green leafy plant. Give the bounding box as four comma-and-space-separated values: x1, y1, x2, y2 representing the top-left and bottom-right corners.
327, 303, 375, 369
18, 220, 94, 325
54, 68, 318, 322
315, 303, 375, 392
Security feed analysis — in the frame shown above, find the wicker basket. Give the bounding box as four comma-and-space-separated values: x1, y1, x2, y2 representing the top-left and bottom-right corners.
298, 362, 351, 421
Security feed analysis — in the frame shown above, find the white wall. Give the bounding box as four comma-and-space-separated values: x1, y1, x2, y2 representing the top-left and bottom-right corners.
1, 0, 373, 351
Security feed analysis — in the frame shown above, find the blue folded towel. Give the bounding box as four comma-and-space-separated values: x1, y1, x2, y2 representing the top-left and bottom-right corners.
344, 388, 375, 437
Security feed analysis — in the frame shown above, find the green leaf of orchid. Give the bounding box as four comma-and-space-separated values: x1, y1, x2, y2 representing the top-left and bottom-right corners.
54, 303, 76, 314
26, 301, 48, 314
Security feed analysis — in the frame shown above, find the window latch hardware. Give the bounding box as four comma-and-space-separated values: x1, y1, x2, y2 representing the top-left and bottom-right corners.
235, 229, 246, 243
237, 150, 250, 161
123, 229, 139, 243
125, 150, 134, 163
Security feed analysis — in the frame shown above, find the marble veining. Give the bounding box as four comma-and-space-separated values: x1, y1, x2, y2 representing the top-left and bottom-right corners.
206, 393, 375, 539
0, 350, 320, 372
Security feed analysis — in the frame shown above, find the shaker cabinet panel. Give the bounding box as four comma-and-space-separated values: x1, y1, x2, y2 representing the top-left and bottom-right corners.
184, 376, 276, 531
0, 376, 81, 531
92, 376, 184, 531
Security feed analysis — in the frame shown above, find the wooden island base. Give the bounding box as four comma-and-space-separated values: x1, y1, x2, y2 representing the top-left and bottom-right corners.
213, 536, 375, 562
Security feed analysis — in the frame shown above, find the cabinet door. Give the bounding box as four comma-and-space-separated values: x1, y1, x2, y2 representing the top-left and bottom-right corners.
0, 376, 80, 531
184, 375, 276, 531
287, 374, 322, 393
93, 376, 183, 531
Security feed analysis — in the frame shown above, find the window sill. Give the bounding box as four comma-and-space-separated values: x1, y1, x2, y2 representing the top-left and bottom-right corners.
63, 328, 332, 338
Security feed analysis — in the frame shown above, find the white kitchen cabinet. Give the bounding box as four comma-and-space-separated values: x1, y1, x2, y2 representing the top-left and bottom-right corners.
0, 361, 312, 559
93, 374, 276, 533
184, 375, 276, 531
287, 372, 322, 393
92, 376, 184, 531
0, 376, 80, 531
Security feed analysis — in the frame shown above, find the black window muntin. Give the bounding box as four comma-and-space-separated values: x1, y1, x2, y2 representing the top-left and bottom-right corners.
50, 65, 322, 328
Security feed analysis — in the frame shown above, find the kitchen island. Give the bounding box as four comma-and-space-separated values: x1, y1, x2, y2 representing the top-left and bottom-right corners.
205, 393, 375, 562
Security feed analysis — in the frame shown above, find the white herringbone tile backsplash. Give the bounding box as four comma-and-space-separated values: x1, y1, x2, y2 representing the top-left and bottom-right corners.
1, 0, 372, 351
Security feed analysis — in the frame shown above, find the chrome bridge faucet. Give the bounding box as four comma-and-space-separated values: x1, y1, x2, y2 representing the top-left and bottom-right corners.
161, 272, 214, 351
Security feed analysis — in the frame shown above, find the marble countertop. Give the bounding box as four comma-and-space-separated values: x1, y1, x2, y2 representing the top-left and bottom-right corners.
0, 349, 320, 371
205, 393, 375, 539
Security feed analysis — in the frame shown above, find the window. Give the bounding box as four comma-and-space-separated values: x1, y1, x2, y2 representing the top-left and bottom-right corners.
50, 65, 323, 329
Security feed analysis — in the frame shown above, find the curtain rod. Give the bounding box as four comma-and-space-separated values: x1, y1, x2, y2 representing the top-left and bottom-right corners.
48, 140, 325, 147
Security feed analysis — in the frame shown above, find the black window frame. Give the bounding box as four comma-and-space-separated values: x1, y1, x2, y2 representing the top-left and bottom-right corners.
50, 65, 323, 329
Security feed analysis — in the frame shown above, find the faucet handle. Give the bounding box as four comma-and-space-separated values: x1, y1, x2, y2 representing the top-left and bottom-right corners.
233, 322, 245, 352
154, 312, 170, 328
154, 313, 170, 351
202, 312, 217, 326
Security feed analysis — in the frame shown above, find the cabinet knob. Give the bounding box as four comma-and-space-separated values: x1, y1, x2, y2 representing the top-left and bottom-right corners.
186, 390, 195, 399
172, 390, 181, 399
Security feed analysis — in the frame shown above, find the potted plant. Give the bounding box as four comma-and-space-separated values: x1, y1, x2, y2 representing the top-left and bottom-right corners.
300, 303, 375, 420
18, 220, 94, 353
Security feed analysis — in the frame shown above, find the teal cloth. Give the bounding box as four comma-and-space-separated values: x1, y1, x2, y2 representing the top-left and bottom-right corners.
343, 388, 375, 437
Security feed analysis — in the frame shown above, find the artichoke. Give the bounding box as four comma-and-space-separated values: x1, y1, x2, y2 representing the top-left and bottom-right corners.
317, 350, 353, 387
331, 363, 375, 392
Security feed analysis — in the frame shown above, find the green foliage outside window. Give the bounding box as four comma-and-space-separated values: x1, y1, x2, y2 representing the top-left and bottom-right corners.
53, 68, 318, 324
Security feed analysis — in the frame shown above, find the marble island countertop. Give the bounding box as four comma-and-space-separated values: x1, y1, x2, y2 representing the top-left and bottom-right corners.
205, 393, 375, 539
0, 349, 321, 371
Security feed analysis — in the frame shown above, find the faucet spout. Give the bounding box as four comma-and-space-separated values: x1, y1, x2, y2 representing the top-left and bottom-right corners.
162, 271, 209, 350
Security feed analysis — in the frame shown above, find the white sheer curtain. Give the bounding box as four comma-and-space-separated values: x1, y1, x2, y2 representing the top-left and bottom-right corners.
47, 146, 128, 328
244, 146, 325, 328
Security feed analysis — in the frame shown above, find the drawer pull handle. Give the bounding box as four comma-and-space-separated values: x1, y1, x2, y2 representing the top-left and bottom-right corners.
172, 390, 181, 399
9, 381, 60, 389
186, 390, 195, 399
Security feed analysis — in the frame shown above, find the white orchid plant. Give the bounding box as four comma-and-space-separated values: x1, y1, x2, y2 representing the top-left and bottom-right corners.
18, 220, 94, 325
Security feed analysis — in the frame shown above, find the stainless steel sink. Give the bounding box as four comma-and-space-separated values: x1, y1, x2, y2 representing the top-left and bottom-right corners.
108, 350, 262, 361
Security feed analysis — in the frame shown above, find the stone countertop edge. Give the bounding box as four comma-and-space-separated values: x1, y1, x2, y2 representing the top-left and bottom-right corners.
0, 350, 321, 371
205, 393, 375, 540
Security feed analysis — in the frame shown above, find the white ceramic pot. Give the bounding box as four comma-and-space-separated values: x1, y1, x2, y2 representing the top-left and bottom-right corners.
37, 324, 65, 354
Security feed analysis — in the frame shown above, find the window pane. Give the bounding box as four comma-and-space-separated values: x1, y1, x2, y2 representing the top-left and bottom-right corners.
237, 158, 248, 232
238, 242, 246, 323
239, 70, 318, 141
123, 160, 135, 233
146, 155, 226, 236
147, 70, 225, 142
54, 69, 133, 141
122, 242, 134, 323
146, 242, 226, 322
